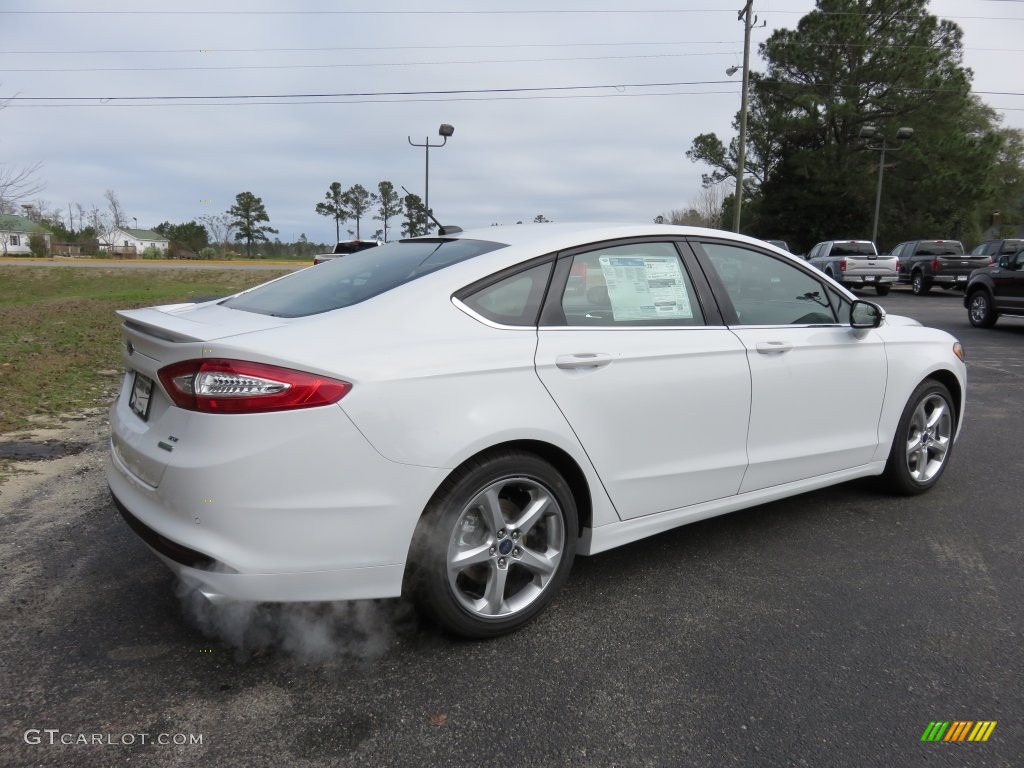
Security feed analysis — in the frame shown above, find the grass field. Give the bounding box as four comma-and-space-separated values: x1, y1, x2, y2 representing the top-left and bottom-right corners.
0, 266, 292, 434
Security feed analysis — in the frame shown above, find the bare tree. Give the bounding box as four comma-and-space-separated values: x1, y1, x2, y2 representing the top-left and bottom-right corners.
0, 89, 45, 213
200, 213, 235, 254
692, 185, 725, 229
656, 187, 726, 229
104, 189, 126, 228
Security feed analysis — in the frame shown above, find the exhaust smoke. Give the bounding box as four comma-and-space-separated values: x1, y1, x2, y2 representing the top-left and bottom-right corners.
177, 581, 413, 663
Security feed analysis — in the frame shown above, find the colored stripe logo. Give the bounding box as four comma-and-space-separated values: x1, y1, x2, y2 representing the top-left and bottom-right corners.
921, 721, 997, 742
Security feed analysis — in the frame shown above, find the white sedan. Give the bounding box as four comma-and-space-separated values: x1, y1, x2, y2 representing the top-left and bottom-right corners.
107, 223, 966, 638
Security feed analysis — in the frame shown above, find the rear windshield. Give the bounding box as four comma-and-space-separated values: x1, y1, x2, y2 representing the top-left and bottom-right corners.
224, 238, 506, 317
830, 242, 876, 256
916, 242, 964, 256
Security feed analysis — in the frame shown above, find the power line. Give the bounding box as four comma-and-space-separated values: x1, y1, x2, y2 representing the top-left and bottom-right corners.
0, 51, 743, 74
2, 79, 738, 102
0, 40, 741, 56
2, 90, 743, 109
1, 8, 1021, 20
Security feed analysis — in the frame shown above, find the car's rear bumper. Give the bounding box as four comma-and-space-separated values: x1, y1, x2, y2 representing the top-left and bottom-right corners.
106, 400, 446, 602
842, 275, 896, 285
111, 490, 405, 601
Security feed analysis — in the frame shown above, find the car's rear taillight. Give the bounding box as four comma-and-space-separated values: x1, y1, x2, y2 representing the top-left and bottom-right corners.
895, 258, 901, 272
158, 359, 351, 414
839, 258, 847, 272
931, 258, 940, 272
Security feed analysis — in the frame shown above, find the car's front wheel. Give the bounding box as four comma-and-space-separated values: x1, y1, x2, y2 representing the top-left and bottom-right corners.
407, 451, 577, 638
967, 290, 998, 328
883, 380, 955, 495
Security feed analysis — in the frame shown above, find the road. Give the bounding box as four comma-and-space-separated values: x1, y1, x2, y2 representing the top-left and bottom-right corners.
1, 286, 1021, 767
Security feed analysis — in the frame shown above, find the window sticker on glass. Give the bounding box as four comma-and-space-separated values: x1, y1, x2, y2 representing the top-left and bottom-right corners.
598, 255, 694, 321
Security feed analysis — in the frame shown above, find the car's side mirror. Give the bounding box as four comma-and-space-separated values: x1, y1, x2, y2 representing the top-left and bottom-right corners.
850, 300, 883, 329
998, 256, 1010, 269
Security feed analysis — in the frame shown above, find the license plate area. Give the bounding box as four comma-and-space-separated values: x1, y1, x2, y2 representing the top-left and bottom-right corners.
129, 372, 154, 422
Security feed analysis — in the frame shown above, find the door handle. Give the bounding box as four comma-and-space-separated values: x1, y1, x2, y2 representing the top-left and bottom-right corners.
755, 341, 792, 355
555, 353, 613, 370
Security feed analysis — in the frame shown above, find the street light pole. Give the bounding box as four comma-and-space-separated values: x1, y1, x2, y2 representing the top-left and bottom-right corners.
732, 0, 754, 233
859, 125, 914, 244
408, 124, 454, 229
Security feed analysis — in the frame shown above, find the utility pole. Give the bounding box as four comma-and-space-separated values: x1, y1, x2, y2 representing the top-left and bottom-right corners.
732, 0, 754, 234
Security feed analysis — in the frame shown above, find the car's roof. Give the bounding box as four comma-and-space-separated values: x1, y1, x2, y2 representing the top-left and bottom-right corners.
433, 222, 781, 253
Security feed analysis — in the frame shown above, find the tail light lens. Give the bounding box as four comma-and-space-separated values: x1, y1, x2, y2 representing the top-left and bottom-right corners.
895, 258, 901, 273
839, 258, 847, 272
931, 258, 940, 272
158, 359, 351, 414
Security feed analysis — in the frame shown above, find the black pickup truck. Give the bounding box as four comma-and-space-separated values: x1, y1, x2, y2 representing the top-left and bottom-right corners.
891, 239, 990, 295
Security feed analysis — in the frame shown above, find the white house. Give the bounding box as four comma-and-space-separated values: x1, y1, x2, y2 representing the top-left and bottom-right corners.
0, 214, 51, 256
100, 227, 170, 255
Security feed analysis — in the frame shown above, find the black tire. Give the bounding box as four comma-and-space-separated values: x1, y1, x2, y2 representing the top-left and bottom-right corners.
882, 380, 955, 496
967, 290, 998, 328
911, 271, 931, 295
406, 450, 577, 639
875, 284, 891, 296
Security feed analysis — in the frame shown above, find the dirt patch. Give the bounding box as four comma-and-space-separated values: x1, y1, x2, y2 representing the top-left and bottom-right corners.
0, 408, 109, 505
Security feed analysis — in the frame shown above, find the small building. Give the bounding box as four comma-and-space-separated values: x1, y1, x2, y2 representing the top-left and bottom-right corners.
0, 214, 51, 256
100, 227, 169, 256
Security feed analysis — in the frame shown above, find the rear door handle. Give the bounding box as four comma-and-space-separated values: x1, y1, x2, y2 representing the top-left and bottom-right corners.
555, 353, 614, 370
755, 341, 792, 355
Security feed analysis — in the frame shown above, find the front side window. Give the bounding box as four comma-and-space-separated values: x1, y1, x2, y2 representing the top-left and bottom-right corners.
560, 242, 704, 326
701, 242, 837, 326
224, 238, 506, 317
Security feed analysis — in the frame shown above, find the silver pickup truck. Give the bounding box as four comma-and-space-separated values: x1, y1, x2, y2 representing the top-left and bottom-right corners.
806, 240, 897, 296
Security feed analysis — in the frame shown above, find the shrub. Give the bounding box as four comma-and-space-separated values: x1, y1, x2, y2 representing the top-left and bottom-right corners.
29, 233, 50, 258
141, 245, 163, 259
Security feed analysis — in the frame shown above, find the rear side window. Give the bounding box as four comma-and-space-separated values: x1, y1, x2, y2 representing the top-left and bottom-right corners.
460, 262, 553, 326
223, 238, 506, 317
560, 242, 705, 326
1001, 240, 1024, 255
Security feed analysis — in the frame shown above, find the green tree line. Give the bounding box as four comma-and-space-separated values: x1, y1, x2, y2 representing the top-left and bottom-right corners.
685, 0, 1024, 252
315, 180, 430, 241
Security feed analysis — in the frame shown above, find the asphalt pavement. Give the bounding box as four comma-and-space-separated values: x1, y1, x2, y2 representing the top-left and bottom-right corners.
1, 285, 1021, 767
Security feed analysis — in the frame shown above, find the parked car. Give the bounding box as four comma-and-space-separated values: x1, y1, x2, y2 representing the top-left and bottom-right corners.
969, 238, 1024, 262
312, 239, 382, 265
764, 239, 791, 252
963, 246, 1024, 327
806, 240, 897, 295
107, 223, 965, 638
892, 240, 990, 295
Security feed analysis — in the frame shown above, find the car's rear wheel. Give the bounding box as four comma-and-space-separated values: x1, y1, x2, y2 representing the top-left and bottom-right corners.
967, 290, 998, 328
875, 284, 891, 296
883, 380, 955, 495
911, 271, 931, 295
407, 451, 577, 638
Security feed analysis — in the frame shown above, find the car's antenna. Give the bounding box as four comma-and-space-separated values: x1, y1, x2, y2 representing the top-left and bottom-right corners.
402, 186, 462, 236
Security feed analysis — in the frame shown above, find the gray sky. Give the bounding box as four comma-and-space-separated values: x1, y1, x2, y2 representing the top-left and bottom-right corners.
2, 1, 1022, 243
